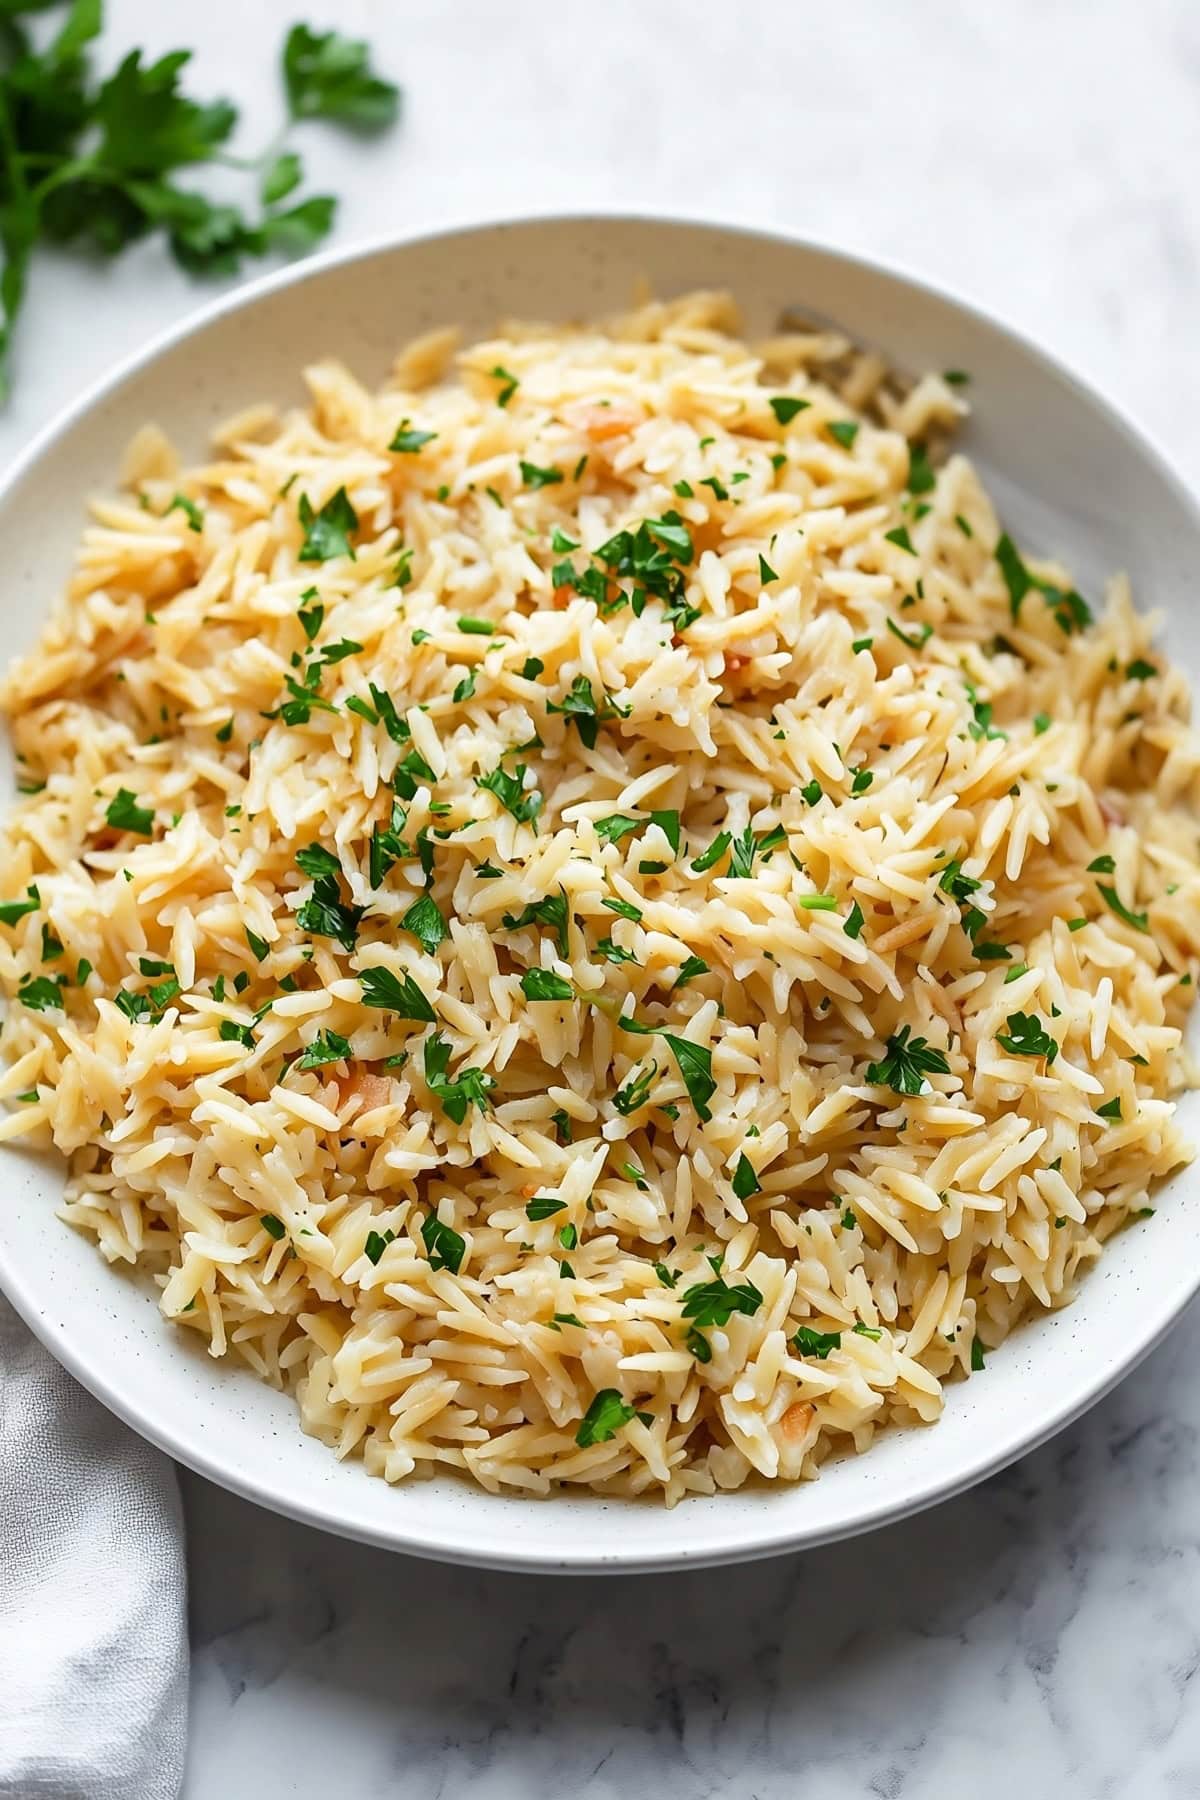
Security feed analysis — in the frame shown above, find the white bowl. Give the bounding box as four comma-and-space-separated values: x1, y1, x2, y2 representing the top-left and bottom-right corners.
2, 215, 1197, 1573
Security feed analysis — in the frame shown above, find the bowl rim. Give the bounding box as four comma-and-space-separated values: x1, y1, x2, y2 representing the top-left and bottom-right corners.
3, 208, 1199, 1573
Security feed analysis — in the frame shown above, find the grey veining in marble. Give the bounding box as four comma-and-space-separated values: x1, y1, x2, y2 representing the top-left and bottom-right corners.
5, 0, 1200, 1792
186, 1311, 1200, 1797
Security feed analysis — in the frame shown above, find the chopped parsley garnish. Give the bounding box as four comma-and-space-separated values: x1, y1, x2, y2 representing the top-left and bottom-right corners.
850, 768, 873, 796
105, 789, 153, 835
595, 814, 641, 846
245, 928, 270, 962
613, 1061, 657, 1115
675, 954, 709, 988
519, 459, 563, 489
546, 674, 628, 750
0, 884, 39, 925
526, 1194, 566, 1220
260, 1214, 286, 1241
18, 974, 65, 1012
997, 1011, 1058, 1060
503, 889, 570, 957
1097, 884, 1149, 934
1126, 658, 1157, 681
389, 423, 436, 453
218, 1019, 256, 1049
521, 968, 574, 1001
681, 1273, 763, 1328
297, 863, 363, 951
970, 1335, 986, 1371
799, 780, 823, 808
420, 1212, 466, 1273
826, 420, 859, 449
401, 894, 447, 956
358, 966, 435, 1019
456, 617, 495, 637
297, 487, 358, 562
363, 1228, 395, 1266
1087, 854, 1116, 874
769, 395, 810, 424
1097, 1096, 1123, 1120
297, 1028, 352, 1069
852, 637, 873, 654
906, 443, 935, 495
490, 365, 519, 407
887, 616, 932, 651
595, 938, 638, 966
797, 893, 838, 911
619, 1023, 715, 1120
758, 554, 778, 584
792, 1325, 841, 1359
575, 1389, 636, 1447
601, 895, 642, 924
995, 532, 1091, 632
453, 667, 478, 704
168, 493, 203, 531
865, 1025, 950, 1095
731, 1154, 760, 1200
422, 1033, 495, 1124
938, 859, 981, 904
1033, 712, 1052, 735
691, 831, 731, 873
727, 823, 787, 878
477, 763, 542, 824
884, 526, 916, 555
844, 900, 865, 938
519, 656, 545, 681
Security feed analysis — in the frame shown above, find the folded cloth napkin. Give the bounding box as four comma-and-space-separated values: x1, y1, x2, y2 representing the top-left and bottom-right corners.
0, 1295, 188, 1799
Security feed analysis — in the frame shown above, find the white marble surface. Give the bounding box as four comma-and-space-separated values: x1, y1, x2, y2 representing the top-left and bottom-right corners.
6, 0, 1200, 1792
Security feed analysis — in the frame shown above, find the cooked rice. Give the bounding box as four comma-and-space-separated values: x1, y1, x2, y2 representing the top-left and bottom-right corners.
2, 292, 1198, 1504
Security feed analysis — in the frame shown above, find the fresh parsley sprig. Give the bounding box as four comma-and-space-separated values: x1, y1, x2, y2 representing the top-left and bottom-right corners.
0, 10, 399, 396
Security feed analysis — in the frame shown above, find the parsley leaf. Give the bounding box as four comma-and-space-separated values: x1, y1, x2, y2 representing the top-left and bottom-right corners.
168, 493, 203, 531
769, 395, 810, 424
502, 889, 569, 957
18, 974, 65, 1012
105, 788, 153, 835
298, 487, 358, 561
865, 1025, 950, 1095
1097, 884, 1149, 934
389, 422, 436, 453
575, 1389, 636, 1447
997, 1011, 1058, 1060
282, 25, 400, 128
477, 763, 542, 824
297, 1028, 352, 1069
0, 884, 39, 926
681, 1274, 762, 1328
358, 965, 435, 1019
363, 1227, 395, 1265
422, 1032, 495, 1124
731, 1154, 760, 1200
827, 420, 859, 449
793, 1325, 841, 1359
400, 893, 447, 956
519, 459, 562, 489
521, 968, 574, 1001
420, 1211, 466, 1273
906, 443, 935, 495
526, 1194, 566, 1221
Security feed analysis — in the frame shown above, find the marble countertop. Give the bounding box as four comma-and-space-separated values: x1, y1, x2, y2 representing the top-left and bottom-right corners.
5, 0, 1200, 1792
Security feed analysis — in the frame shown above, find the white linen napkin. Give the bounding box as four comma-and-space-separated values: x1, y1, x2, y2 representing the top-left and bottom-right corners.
0, 1295, 188, 1799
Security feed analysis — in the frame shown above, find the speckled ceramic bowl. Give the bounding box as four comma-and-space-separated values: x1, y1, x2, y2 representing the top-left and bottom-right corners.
2, 215, 1198, 1572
